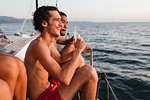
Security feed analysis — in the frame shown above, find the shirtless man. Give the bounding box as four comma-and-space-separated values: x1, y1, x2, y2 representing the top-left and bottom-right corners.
56, 11, 75, 55
0, 52, 27, 100
24, 6, 98, 100
57, 11, 91, 67
56, 11, 72, 53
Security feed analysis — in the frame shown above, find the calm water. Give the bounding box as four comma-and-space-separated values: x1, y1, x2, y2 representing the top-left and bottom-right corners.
1, 22, 150, 100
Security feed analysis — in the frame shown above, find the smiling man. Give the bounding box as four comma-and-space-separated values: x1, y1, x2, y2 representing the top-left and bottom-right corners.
25, 6, 98, 100
56, 11, 92, 67
59, 11, 68, 36
56, 11, 71, 53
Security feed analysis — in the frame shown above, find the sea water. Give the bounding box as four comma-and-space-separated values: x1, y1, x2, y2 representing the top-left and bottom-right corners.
0, 22, 150, 100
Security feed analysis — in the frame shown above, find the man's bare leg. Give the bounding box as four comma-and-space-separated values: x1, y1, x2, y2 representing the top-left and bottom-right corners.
58, 65, 98, 100
0, 54, 27, 100
13, 57, 27, 100
0, 79, 11, 100
0, 56, 18, 99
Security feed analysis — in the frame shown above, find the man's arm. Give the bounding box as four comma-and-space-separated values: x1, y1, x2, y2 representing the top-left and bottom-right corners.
57, 51, 75, 64
59, 45, 92, 64
57, 37, 67, 45
57, 36, 74, 45
33, 38, 86, 85
51, 46, 74, 64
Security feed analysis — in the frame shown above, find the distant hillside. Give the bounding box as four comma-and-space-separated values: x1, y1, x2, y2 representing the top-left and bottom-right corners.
0, 16, 32, 23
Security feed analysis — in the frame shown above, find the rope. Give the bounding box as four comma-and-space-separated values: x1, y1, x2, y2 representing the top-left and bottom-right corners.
0, 29, 13, 51
93, 52, 118, 100
0, 39, 7, 51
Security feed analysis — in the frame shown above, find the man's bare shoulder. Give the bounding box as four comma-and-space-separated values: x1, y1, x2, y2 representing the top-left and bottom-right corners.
26, 37, 51, 60
28, 38, 47, 52
29, 38, 41, 48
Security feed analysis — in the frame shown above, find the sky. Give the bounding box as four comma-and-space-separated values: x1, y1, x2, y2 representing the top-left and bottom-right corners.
0, 0, 150, 22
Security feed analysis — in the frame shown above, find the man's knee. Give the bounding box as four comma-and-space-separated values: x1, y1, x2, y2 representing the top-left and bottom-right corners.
12, 57, 27, 82
88, 65, 98, 82
79, 65, 98, 82
1, 56, 19, 80
14, 57, 26, 74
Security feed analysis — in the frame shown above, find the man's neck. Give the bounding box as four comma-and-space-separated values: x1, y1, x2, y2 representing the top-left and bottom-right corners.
40, 31, 57, 46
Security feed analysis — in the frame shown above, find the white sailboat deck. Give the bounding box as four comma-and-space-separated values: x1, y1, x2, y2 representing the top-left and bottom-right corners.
1, 35, 38, 56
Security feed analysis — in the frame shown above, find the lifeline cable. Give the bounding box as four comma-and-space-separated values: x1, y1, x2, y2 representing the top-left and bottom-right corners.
93, 51, 118, 100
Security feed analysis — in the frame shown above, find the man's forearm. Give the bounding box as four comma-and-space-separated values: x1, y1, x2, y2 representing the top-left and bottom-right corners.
59, 51, 74, 64
60, 48, 81, 85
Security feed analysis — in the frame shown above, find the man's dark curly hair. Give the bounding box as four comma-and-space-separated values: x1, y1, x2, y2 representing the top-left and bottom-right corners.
33, 6, 59, 33
59, 11, 67, 17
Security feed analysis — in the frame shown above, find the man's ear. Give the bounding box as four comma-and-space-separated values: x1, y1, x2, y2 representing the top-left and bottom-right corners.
41, 20, 47, 27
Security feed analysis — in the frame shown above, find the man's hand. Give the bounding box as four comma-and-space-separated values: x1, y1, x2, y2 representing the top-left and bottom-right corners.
67, 36, 75, 44
74, 37, 86, 53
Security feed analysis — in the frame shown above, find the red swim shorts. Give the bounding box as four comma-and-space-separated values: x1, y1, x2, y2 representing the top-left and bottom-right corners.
36, 78, 64, 100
